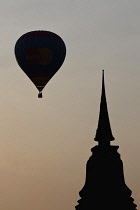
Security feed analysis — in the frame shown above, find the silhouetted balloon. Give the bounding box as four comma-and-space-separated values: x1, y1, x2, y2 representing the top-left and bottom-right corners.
15, 31, 66, 98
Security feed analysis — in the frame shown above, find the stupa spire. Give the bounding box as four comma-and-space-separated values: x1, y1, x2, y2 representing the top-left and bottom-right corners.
94, 70, 115, 145
76, 71, 137, 210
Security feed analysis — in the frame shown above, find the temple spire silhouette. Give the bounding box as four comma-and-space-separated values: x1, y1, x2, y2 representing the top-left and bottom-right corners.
94, 70, 114, 145
75, 71, 137, 210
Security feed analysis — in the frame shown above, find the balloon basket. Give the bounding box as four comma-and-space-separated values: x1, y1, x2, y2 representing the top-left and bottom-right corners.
38, 92, 42, 98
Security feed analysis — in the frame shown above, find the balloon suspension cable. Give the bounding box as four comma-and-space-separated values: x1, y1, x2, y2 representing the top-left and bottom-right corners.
38, 92, 43, 98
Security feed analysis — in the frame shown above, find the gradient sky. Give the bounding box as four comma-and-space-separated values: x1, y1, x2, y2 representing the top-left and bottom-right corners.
0, 0, 140, 209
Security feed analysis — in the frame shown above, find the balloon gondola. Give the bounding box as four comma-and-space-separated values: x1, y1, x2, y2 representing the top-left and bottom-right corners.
14, 30, 66, 98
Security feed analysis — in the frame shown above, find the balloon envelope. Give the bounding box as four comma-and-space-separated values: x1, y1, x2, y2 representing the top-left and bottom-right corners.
15, 31, 66, 96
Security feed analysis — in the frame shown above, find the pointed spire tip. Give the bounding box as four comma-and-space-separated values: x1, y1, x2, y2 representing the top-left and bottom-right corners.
94, 71, 115, 144
102, 70, 104, 78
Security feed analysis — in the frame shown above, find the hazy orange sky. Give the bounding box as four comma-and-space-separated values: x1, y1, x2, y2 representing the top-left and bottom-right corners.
0, 0, 140, 209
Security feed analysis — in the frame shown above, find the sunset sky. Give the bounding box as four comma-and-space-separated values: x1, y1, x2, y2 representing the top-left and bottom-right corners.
0, 0, 140, 209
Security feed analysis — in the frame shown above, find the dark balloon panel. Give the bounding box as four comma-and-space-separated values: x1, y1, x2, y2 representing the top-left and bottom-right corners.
15, 31, 66, 97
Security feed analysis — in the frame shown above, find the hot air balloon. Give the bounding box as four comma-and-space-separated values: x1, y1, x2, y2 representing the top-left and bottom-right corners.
15, 31, 66, 98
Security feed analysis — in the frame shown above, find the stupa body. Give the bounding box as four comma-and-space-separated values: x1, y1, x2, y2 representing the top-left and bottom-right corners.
75, 71, 137, 210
